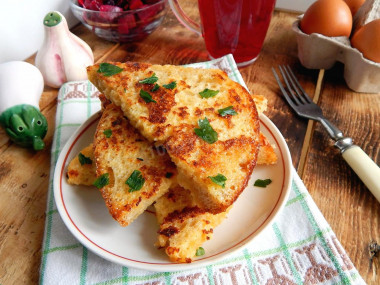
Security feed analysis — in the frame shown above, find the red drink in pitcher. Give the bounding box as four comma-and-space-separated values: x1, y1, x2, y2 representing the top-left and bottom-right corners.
198, 0, 276, 66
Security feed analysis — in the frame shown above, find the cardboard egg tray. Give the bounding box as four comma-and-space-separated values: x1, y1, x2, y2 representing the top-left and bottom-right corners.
292, 0, 380, 94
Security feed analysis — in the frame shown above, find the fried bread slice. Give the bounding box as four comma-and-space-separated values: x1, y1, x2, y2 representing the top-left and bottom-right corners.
87, 62, 261, 213
258, 133, 277, 165
252, 94, 267, 115
93, 103, 176, 226
154, 184, 228, 263
67, 144, 96, 186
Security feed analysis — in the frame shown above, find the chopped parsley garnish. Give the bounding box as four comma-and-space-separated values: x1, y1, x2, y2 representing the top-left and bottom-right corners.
103, 129, 112, 138
151, 83, 160, 92
199, 88, 219, 98
208, 174, 227, 188
194, 117, 218, 144
218, 106, 237, 117
126, 170, 145, 192
137, 157, 144, 161
139, 73, 158, 84
97, 63, 123, 76
78, 153, 92, 165
165, 172, 173, 178
163, 81, 177, 89
195, 247, 205, 256
254, 179, 272, 188
93, 173, 109, 189
140, 89, 157, 103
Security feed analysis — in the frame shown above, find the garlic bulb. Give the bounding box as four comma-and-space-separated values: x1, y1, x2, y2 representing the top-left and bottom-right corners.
35, 11, 94, 88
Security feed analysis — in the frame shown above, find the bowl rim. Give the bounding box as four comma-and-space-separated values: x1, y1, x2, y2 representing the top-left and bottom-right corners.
70, 0, 167, 13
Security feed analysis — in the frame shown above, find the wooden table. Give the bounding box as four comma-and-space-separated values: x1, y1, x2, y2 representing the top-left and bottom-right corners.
1, 2, 379, 284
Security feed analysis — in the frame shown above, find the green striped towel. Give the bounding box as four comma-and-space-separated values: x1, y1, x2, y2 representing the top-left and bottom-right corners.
40, 55, 365, 285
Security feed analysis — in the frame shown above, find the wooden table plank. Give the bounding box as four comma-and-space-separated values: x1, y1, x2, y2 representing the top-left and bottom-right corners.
0, 95, 58, 284
302, 63, 380, 283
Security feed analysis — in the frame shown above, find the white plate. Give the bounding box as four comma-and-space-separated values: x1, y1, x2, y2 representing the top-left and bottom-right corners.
54, 111, 292, 272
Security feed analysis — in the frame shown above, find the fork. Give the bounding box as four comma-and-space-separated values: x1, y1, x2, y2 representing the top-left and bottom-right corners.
272, 65, 380, 203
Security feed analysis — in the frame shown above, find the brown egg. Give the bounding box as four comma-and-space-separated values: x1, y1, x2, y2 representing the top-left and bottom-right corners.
300, 0, 353, 37
344, 0, 365, 16
351, 19, 380, 63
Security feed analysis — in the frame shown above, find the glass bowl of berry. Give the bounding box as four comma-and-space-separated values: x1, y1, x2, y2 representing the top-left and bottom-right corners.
70, 0, 167, 42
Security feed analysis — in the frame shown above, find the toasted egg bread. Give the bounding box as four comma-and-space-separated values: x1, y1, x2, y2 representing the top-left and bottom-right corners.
93, 103, 176, 226
87, 62, 261, 213
252, 94, 267, 115
67, 144, 96, 186
258, 133, 277, 165
154, 184, 228, 263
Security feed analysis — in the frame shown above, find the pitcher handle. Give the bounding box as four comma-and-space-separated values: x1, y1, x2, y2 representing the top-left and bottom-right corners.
168, 0, 201, 35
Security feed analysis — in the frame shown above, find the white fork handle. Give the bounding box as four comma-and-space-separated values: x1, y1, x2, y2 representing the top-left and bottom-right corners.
342, 146, 380, 203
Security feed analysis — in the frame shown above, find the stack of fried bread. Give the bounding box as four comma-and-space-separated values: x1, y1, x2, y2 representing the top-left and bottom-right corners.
67, 62, 277, 263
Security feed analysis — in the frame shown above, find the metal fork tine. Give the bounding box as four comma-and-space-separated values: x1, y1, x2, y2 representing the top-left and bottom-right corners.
282, 66, 308, 105
282, 65, 308, 104
271, 67, 298, 110
285, 65, 313, 104
278, 66, 301, 105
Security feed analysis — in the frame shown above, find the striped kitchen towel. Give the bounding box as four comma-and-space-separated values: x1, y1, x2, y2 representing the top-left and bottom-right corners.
40, 55, 365, 285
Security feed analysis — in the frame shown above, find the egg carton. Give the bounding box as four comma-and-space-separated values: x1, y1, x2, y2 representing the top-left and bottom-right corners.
292, 0, 380, 94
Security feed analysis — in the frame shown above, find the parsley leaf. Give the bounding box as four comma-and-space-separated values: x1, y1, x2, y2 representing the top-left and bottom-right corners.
103, 129, 112, 138
254, 179, 272, 188
140, 89, 157, 103
151, 83, 160, 92
199, 88, 219, 98
208, 174, 227, 188
78, 153, 92, 165
97, 63, 123, 76
218, 106, 237, 117
195, 247, 205, 256
165, 172, 173, 178
163, 81, 177, 89
93, 173, 109, 189
126, 170, 145, 192
139, 73, 158, 84
194, 117, 218, 144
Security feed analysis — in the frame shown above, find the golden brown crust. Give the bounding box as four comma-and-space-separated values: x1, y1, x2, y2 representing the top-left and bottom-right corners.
163, 206, 208, 224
